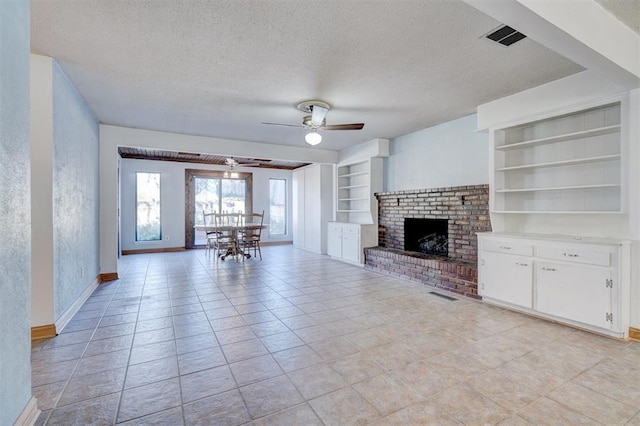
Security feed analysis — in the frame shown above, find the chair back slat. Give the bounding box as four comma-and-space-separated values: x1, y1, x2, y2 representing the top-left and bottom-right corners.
241, 211, 264, 238
214, 212, 241, 227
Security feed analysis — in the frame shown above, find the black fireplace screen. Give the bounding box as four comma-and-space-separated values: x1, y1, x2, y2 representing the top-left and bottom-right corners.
404, 218, 448, 257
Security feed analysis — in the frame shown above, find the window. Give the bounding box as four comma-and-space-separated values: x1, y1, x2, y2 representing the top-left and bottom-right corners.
269, 178, 286, 235
136, 172, 161, 241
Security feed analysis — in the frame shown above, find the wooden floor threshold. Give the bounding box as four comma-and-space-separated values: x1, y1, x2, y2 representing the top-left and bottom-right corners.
31, 324, 57, 340
99, 272, 119, 282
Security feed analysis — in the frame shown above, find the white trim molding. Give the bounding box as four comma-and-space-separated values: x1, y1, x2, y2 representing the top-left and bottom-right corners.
13, 397, 40, 426
54, 277, 99, 333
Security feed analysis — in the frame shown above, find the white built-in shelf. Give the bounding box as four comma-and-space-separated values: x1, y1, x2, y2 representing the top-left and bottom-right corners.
496, 124, 620, 151
496, 183, 620, 193
496, 154, 621, 172
492, 102, 622, 215
335, 158, 383, 224
338, 184, 368, 190
338, 171, 368, 178
338, 197, 368, 201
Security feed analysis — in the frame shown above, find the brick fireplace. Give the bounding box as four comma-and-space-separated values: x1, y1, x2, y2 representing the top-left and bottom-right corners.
364, 185, 490, 299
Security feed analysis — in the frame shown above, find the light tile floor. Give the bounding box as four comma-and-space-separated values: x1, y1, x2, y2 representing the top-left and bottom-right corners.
32, 246, 640, 425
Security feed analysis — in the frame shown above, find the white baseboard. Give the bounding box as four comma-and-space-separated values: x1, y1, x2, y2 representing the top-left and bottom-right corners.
14, 396, 40, 426
55, 277, 99, 333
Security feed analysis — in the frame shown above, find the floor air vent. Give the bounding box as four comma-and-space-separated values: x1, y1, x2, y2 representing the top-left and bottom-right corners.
429, 291, 458, 301
485, 25, 526, 47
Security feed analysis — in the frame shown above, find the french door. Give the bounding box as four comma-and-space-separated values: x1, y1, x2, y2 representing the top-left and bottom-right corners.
185, 169, 252, 248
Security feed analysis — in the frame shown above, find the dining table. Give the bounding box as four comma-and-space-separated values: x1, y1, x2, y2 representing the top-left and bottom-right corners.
194, 223, 266, 260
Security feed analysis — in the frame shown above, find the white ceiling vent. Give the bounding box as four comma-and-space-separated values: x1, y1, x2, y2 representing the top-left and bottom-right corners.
484, 25, 526, 47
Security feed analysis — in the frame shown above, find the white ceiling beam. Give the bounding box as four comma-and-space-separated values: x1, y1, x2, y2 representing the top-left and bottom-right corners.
101, 125, 339, 165
464, 0, 640, 89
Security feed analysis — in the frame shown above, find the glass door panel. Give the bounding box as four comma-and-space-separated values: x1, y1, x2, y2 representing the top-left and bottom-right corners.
194, 177, 220, 246
221, 178, 246, 213
192, 176, 247, 246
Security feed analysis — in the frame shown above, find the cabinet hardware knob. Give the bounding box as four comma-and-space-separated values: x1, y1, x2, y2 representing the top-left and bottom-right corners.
541, 267, 556, 271
500, 246, 511, 250
516, 262, 528, 267
563, 253, 579, 257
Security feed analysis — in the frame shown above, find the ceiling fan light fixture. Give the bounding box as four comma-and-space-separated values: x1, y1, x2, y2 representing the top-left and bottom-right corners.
305, 131, 322, 145
310, 105, 329, 127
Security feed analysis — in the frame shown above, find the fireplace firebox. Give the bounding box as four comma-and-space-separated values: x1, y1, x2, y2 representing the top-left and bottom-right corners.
404, 218, 448, 257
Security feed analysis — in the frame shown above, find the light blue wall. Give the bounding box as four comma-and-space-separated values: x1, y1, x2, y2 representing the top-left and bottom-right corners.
52, 62, 100, 319
385, 114, 489, 192
0, 0, 33, 423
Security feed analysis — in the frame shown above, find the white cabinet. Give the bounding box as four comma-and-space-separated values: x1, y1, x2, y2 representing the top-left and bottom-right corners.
327, 223, 342, 258
327, 222, 376, 265
536, 261, 612, 330
492, 102, 622, 214
292, 164, 333, 254
478, 233, 630, 338
292, 169, 305, 248
342, 226, 361, 263
481, 250, 532, 308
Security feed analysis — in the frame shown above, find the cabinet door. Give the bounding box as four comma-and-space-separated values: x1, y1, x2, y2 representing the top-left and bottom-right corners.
304, 166, 322, 252
327, 225, 342, 258
292, 170, 305, 248
342, 231, 361, 263
536, 262, 612, 330
481, 251, 532, 308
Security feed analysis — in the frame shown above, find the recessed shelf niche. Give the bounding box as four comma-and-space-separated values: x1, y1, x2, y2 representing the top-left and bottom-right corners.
492, 102, 622, 213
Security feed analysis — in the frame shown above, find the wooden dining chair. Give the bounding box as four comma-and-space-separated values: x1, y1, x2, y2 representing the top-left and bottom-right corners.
212, 212, 241, 262
239, 210, 264, 260
202, 210, 218, 257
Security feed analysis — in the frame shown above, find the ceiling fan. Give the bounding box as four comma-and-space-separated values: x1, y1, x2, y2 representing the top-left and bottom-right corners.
262, 100, 364, 145
224, 157, 260, 168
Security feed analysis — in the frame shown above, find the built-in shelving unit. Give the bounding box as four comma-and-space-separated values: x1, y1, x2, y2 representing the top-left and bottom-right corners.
492, 102, 622, 214
336, 159, 382, 223
330, 156, 384, 264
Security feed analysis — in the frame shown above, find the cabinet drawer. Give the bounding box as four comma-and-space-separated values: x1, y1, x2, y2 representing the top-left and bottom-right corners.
537, 246, 610, 267
342, 224, 360, 235
482, 239, 533, 256
328, 223, 342, 234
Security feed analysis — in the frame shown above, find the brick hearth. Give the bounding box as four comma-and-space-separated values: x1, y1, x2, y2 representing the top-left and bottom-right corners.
365, 185, 490, 299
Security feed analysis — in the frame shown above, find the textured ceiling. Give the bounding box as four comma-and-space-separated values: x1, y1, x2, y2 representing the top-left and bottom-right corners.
31, 0, 584, 151
596, 0, 640, 34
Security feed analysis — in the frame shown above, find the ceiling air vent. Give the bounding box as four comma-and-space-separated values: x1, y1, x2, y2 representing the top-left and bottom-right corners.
485, 25, 526, 47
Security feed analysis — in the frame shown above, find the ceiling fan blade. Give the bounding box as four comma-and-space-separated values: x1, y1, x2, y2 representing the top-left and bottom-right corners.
261, 122, 304, 128
311, 105, 329, 127
324, 123, 365, 131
